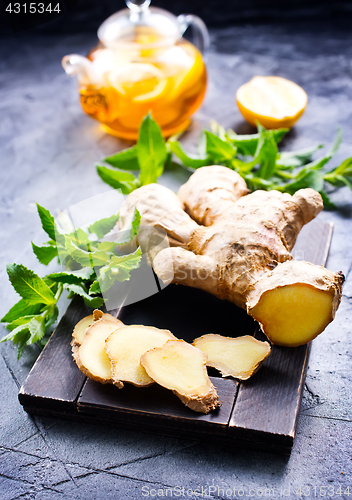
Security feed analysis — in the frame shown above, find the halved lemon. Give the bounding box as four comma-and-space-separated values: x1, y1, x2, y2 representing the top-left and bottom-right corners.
236, 76, 308, 129
108, 63, 168, 103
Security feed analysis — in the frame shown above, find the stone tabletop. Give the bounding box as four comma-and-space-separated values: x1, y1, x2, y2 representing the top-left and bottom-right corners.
1, 13, 352, 500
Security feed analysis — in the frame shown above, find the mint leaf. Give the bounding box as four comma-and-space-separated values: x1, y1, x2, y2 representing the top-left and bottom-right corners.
16, 332, 31, 360
89, 280, 101, 295
28, 315, 46, 344
6, 315, 36, 331
324, 157, 352, 189
0, 323, 30, 344
64, 236, 112, 267
104, 145, 140, 170
255, 128, 278, 179
209, 120, 227, 140
94, 248, 142, 293
6, 264, 56, 305
204, 131, 237, 162
138, 114, 167, 185
36, 204, 57, 241
68, 228, 90, 246
44, 304, 59, 329
46, 267, 95, 285
276, 144, 324, 169
32, 242, 58, 265
280, 169, 324, 194
319, 191, 337, 209
97, 165, 141, 194
115, 207, 141, 245
304, 128, 342, 171
227, 128, 288, 156
88, 213, 119, 239
168, 140, 210, 169
64, 283, 104, 308
1, 299, 43, 323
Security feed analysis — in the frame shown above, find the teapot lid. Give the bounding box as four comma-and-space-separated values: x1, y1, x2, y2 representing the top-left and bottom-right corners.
98, 0, 182, 49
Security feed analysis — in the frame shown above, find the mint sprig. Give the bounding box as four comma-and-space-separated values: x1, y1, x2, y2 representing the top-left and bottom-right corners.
96, 113, 167, 192
1, 204, 141, 358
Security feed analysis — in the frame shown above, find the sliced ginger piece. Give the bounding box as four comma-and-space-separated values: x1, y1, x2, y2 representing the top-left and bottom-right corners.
250, 284, 335, 347
141, 340, 221, 414
74, 318, 124, 385
193, 334, 271, 380
72, 314, 94, 348
72, 310, 122, 347
105, 325, 176, 388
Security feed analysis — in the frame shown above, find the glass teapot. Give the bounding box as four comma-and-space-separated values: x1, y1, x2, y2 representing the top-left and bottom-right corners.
62, 0, 209, 140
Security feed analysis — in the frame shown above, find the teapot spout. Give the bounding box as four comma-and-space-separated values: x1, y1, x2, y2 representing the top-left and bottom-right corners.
62, 54, 97, 85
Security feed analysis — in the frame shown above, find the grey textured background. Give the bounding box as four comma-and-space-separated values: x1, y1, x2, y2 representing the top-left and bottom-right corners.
1, 8, 352, 500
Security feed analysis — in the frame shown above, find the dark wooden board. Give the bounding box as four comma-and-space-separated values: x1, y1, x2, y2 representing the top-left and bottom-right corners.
18, 219, 333, 454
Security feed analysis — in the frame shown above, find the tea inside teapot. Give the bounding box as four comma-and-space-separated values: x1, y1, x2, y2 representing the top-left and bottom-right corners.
62, 0, 208, 140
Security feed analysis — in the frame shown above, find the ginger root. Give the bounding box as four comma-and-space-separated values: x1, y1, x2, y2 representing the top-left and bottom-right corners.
118, 166, 344, 347
193, 334, 271, 380
105, 325, 176, 388
141, 340, 221, 413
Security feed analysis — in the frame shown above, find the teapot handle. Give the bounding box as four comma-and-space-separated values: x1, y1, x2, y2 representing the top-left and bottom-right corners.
177, 14, 210, 55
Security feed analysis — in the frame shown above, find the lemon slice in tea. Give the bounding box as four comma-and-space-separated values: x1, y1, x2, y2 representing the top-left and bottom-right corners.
108, 63, 168, 103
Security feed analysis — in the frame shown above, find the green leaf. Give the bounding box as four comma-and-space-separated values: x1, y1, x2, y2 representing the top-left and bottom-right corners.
226, 128, 289, 156
137, 113, 167, 185
304, 128, 342, 171
64, 283, 104, 308
68, 228, 90, 246
276, 144, 324, 169
168, 140, 210, 169
1, 299, 43, 323
115, 207, 141, 245
96, 165, 141, 194
324, 157, 352, 189
44, 304, 59, 330
94, 248, 142, 293
46, 267, 95, 285
88, 213, 120, 239
104, 145, 140, 170
255, 129, 278, 179
6, 315, 36, 331
319, 191, 337, 210
244, 173, 276, 191
28, 315, 46, 344
209, 120, 227, 140
204, 131, 237, 162
89, 280, 101, 295
280, 169, 324, 194
36, 204, 57, 241
0, 323, 29, 344
31, 242, 58, 265
6, 264, 56, 305
64, 236, 112, 267
16, 332, 31, 360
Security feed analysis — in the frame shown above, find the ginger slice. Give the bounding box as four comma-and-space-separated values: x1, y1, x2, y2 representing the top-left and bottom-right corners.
141, 340, 221, 414
74, 318, 124, 385
71, 310, 122, 347
105, 325, 176, 388
72, 314, 94, 348
193, 334, 271, 380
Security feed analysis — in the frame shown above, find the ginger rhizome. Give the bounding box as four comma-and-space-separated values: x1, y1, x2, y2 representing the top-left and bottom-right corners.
118, 166, 343, 347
